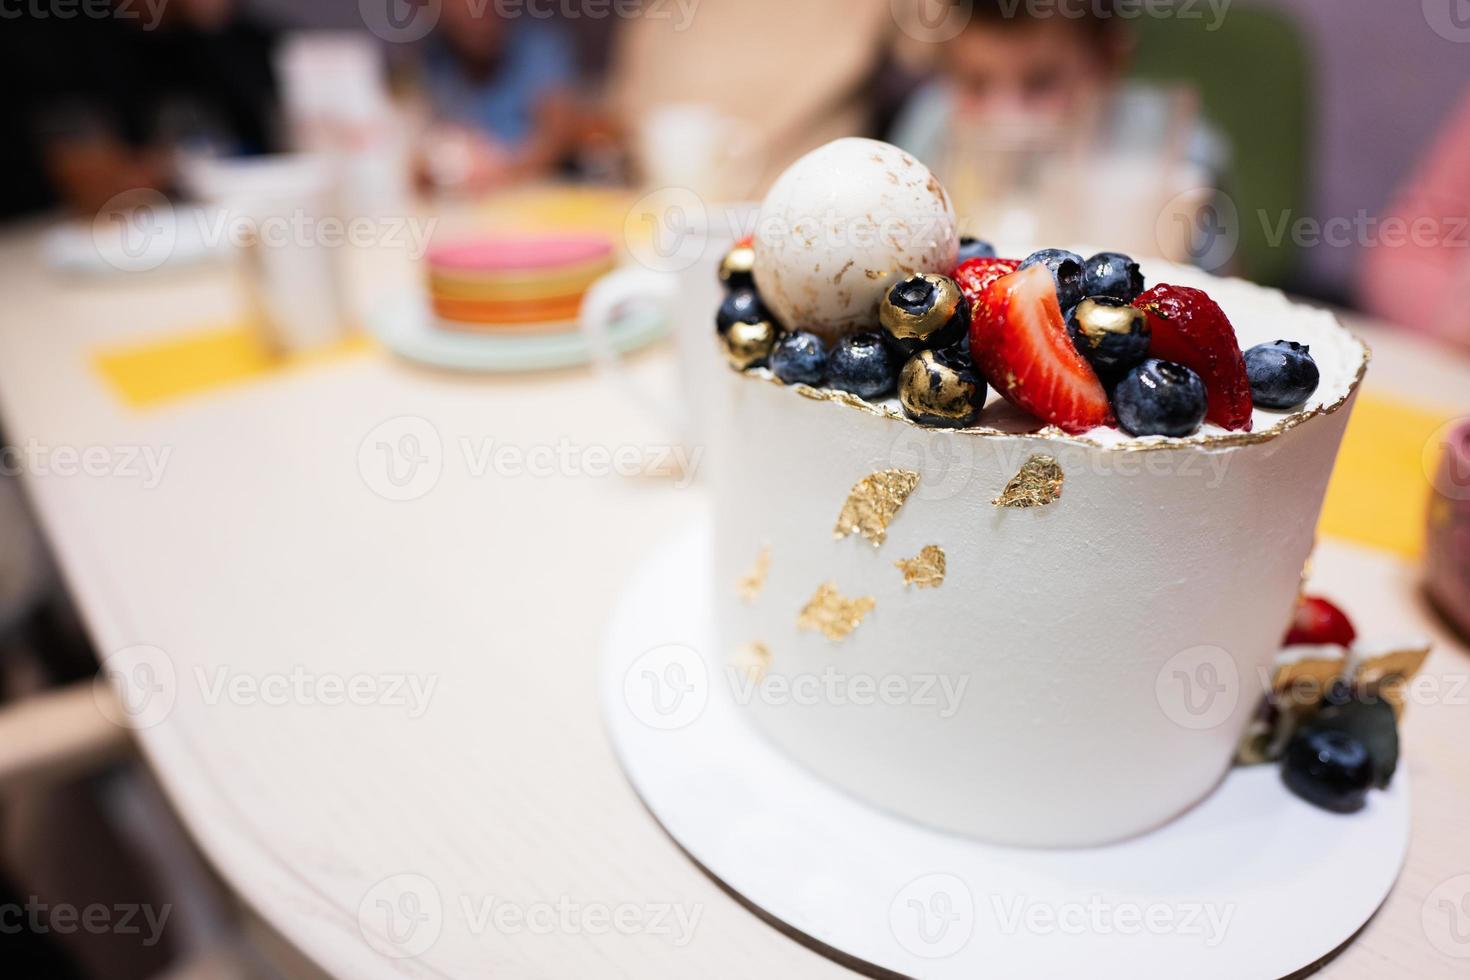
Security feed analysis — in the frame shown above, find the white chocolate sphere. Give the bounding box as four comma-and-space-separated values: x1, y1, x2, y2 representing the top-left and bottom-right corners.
752, 138, 959, 342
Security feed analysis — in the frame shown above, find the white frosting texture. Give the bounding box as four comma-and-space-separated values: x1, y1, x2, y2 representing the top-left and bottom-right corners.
710, 269, 1366, 847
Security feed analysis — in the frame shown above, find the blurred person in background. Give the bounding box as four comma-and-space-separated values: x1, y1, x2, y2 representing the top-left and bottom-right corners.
1360, 87, 1470, 351
890, 0, 1227, 190
608, 0, 915, 198
418, 0, 577, 194
0, 0, 278, 216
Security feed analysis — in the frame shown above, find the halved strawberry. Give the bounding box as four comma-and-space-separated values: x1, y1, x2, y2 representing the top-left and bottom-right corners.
970, 263, 1113, 434
954, 256, 1020, 312
1284, 595, 1357, 648
1132, 284, 1254, 431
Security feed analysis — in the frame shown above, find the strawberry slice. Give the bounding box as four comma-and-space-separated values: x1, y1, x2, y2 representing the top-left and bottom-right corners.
1133, 284, 1254, 431
1284, 595, 1357, 647
970, 263, 1114, 434
954, 256, 1020, 312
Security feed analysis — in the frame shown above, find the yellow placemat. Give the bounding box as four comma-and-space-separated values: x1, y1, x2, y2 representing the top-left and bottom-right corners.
94, 323, 372, 409
1319, 392, 1460, 558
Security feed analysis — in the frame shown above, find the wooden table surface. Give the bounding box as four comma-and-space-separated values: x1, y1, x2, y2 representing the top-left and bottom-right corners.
0, 219, 1467, 979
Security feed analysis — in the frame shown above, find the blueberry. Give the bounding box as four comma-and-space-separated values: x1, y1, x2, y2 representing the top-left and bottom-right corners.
1283, 727, 1374, 813
899, 346, 986, 427
957, 237, 997, 263
1070, 296, 1150, 375
828, 332, 897, 400
770, 331, 828, 385
1082, 252, 1145, 302
1018, 248, 1085, 309
1304, 695, 1400, 790
1113, 358, 1207, 437
1244, 340, 1319, 409
716, 289, 768, 334
879, 273, 969, 356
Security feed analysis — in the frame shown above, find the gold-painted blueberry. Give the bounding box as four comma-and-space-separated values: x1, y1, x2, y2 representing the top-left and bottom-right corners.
878, 273, 969, 357
899, 347, 987, 427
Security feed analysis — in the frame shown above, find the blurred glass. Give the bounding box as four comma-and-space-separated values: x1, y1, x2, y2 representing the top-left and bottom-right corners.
935, 85, 1208, 261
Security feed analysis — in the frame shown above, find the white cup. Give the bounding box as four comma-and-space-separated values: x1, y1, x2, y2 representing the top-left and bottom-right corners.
580, 202, 759, 446
637, 104, 762, 202
182, 153, 349, 354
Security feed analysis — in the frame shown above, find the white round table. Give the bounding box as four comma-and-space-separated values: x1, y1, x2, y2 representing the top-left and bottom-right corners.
1, 220, 1467, 979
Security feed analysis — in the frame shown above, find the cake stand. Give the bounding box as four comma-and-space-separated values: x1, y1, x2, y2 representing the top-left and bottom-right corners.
598, 521, 1411, 980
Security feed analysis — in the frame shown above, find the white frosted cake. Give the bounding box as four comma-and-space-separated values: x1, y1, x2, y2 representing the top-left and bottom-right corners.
710, 139, 1370, 847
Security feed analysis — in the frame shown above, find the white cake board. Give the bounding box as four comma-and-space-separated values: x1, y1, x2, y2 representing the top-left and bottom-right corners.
599, 522, 1411, 980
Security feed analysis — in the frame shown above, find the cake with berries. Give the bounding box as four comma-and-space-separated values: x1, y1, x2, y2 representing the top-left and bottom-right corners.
711, 138, 1373, 847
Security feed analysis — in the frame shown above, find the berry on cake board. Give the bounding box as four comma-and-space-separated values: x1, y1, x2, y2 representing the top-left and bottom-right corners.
1283, 727, 1375, 814
1284, 594, 1358, 647
968, 262, 1115, 434
1236, 590, 1429, 814
1132, 284, 1255, 431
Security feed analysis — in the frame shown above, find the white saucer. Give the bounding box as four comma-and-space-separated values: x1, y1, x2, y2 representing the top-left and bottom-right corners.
599, 521, 1411, 979
366, 289, 666, 373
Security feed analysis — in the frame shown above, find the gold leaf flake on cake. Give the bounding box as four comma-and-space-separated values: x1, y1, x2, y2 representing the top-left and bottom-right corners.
1354, 641, 1432, 715
736, 546, 771, 603
797, 582, 876, 641
733, 642, 772, 683
992, 455, 1064, 508
833, 469, 921, 546
896, 546, 946, 589
1271, 652, 1346, 711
